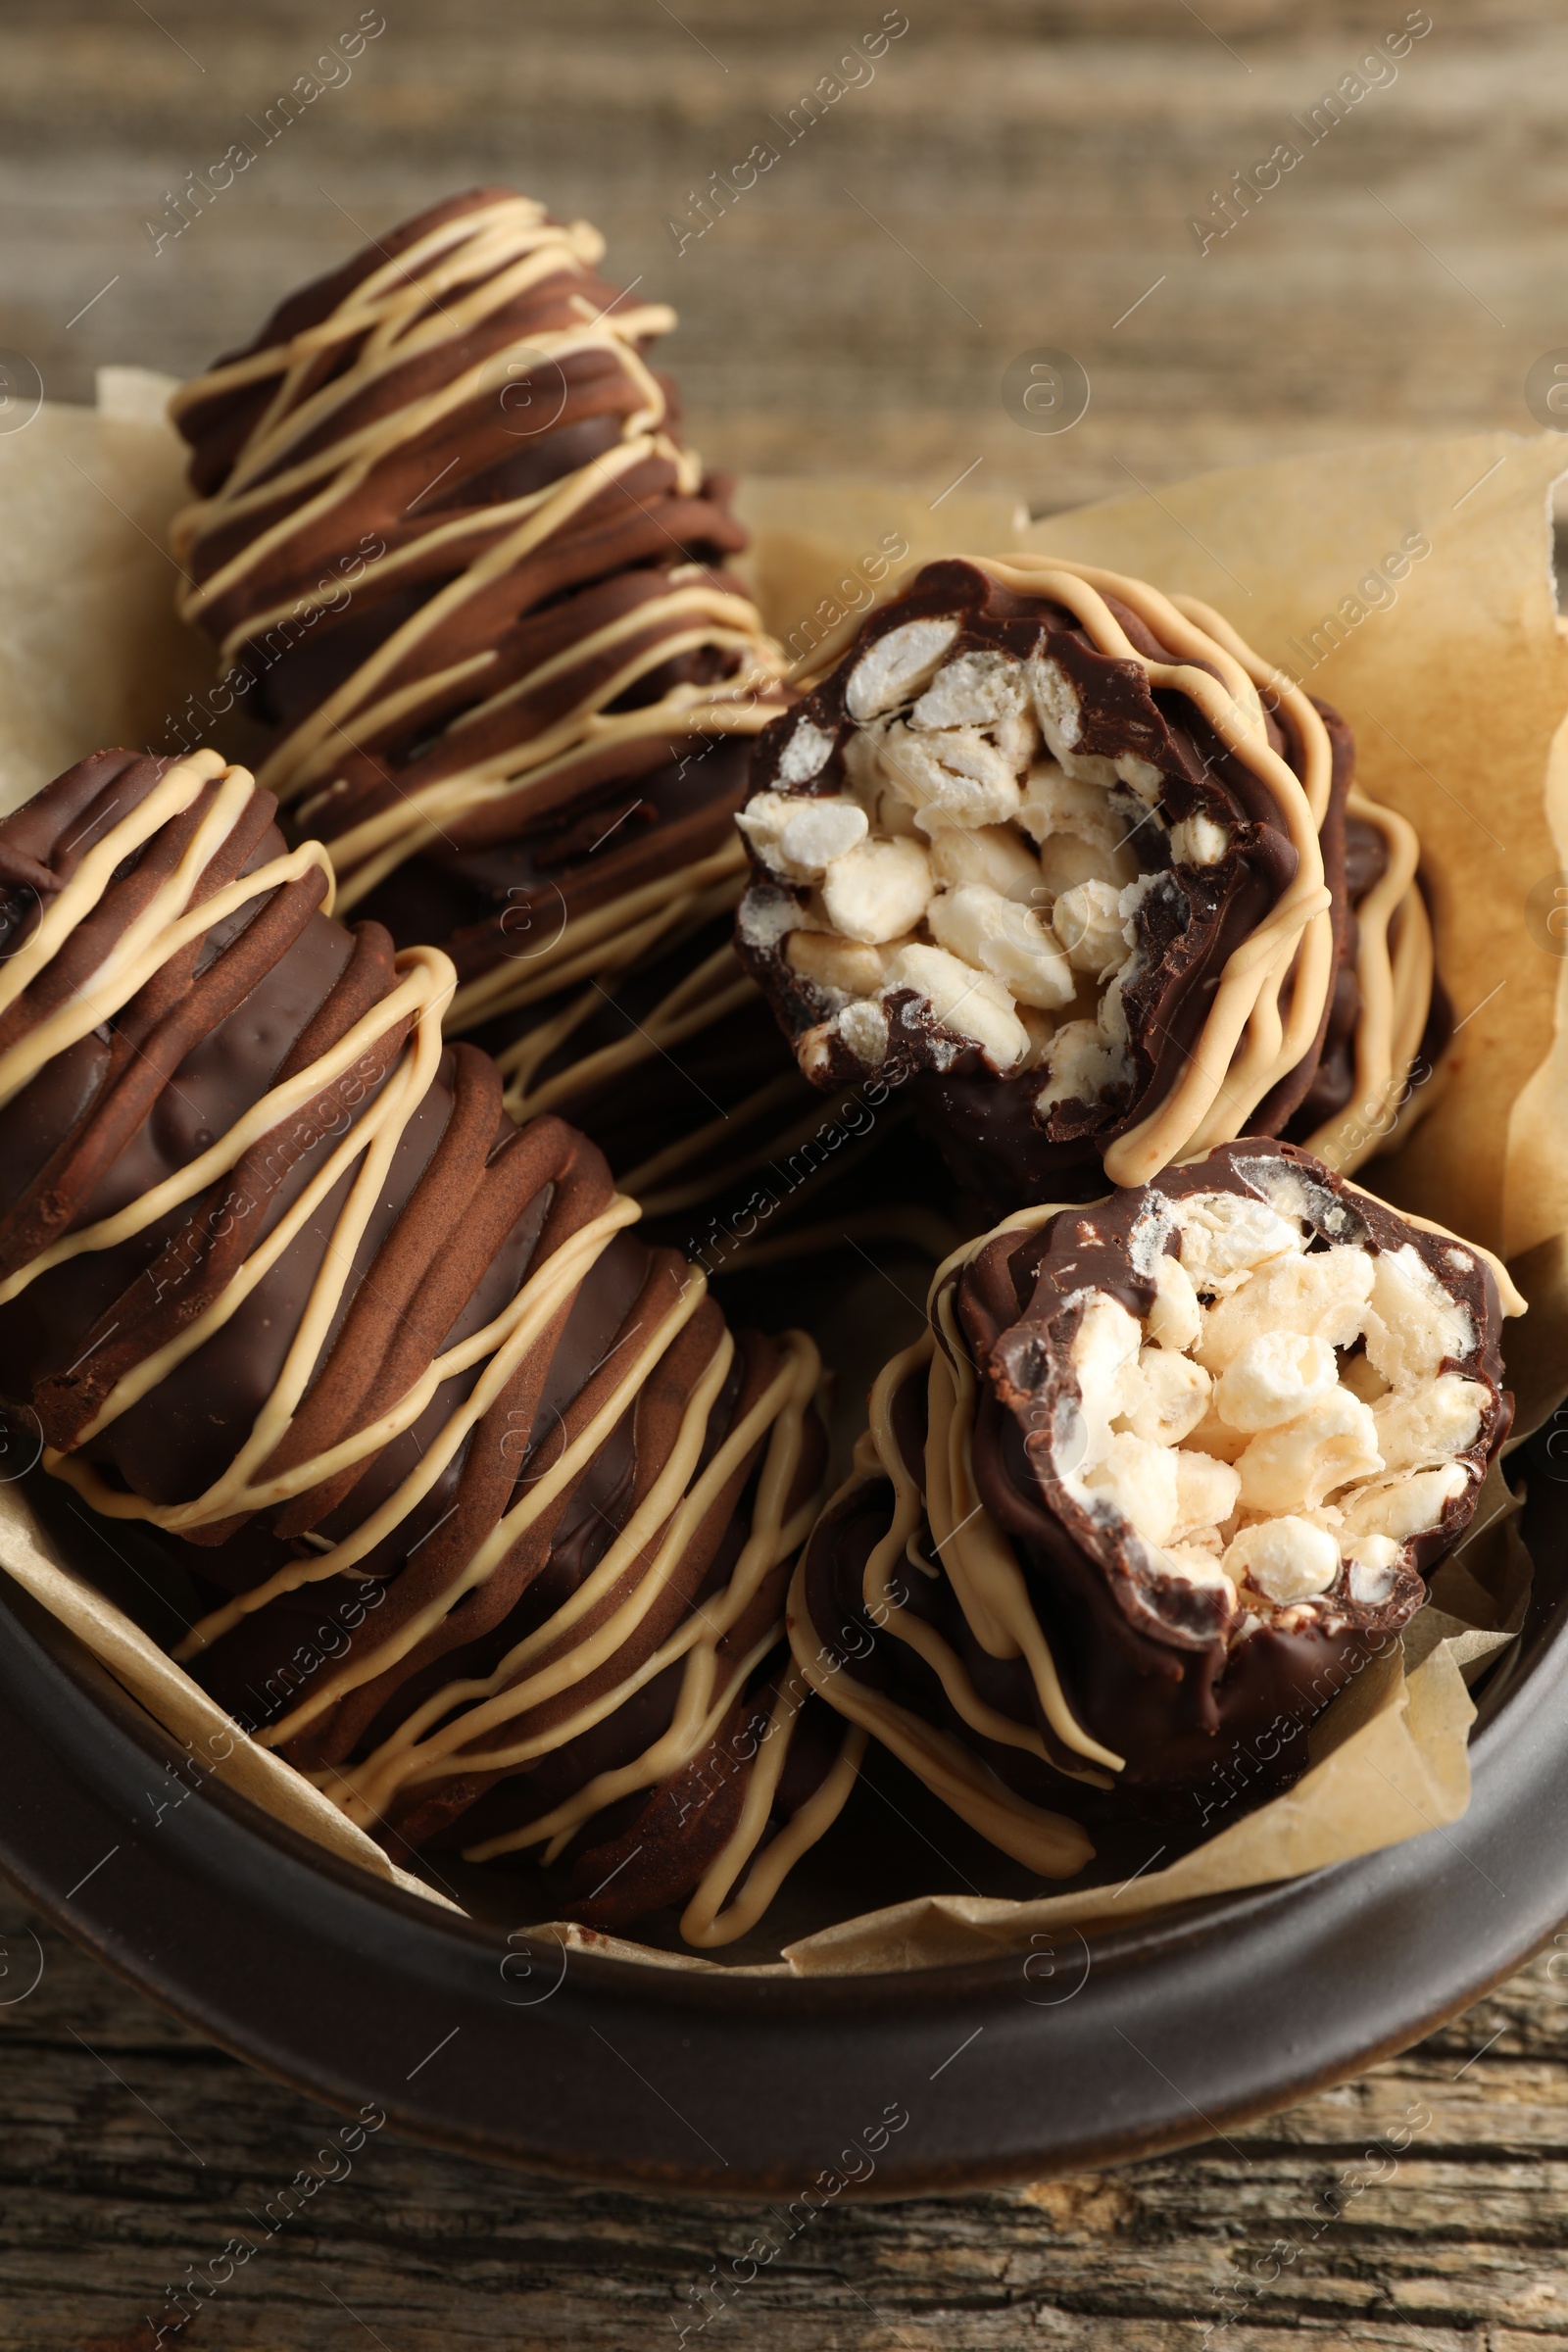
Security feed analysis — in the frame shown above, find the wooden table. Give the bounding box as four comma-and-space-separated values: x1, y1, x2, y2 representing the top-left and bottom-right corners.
4, 0, 1562, 513
5, 1879, 1567, 2351
3, 3, 1567, 2344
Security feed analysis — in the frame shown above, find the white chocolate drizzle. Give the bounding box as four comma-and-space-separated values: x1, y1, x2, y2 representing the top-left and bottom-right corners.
752, 559, 1433, 1188
1172, 594, 1434, 1180
9, 751, 845, 1945
789, 1161, 1517, 1876
169, 195, 787, 1019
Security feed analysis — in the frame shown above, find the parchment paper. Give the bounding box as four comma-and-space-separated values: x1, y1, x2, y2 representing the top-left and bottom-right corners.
0, 374, 210, 817
731, 474, 1028, 662
0, 401, 1558, 1969
0, 1484, 454, 1908
777, 1461, 1529, 1974
1021, 430, 1568, 1267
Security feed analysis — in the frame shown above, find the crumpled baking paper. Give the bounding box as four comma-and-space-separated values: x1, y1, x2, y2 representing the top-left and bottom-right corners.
0, 394, 1559, 1970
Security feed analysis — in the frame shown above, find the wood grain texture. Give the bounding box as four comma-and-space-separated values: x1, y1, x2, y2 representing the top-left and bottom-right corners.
2, 6, 1567, 2347
3, 1884, 1568, 2351
1, 2, 1566, 514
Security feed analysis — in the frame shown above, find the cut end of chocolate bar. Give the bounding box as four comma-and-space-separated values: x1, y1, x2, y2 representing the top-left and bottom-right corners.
985, 1141, 1507, 1653
793, 1138, 1517, 1857
738, 558, 1436, 1210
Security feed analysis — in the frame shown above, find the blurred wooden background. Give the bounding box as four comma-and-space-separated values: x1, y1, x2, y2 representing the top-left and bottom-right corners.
5, 4, 1568, 2346
3, 0, 1566, 511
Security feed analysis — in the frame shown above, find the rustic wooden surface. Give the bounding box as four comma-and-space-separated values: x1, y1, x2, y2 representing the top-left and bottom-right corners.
3, 0, 1567, 512
4, 1880, 1568, 2352
4, 4, 1568, 2345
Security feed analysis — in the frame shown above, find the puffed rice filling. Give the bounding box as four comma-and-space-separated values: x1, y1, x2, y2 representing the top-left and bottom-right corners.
742, 628, 1221, 1106
1054, 1191, 1485, 1635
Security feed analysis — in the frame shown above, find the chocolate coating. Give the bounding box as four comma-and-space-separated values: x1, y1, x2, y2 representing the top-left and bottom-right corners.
737, 560, 1432, 1214
170, 189, 786, 1034
0, 749, 854, 1944
171, 186, 822, 1246
794, 1139, 1513, 1842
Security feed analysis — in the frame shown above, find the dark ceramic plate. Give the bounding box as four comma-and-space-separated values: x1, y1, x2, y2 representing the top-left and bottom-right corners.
1, 1443, 1565, 2199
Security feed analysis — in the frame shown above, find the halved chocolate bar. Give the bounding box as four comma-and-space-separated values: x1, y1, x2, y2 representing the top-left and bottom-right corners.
738, 559, 1437, 1209
791, 1139, 1519, 1865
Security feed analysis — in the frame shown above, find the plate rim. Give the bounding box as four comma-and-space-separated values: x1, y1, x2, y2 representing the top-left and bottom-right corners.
3, 1490, 1566, 2199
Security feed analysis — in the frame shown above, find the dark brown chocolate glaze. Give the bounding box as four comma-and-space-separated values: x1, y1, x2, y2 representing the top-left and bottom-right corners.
1285, 814, 1452, 1146
0, 750, 848, 1942
736, 561, 1367, 1215
170, 186, 825, 1250
1284, 802, 1383, 1139
460, 910, 956, 1285
798, 1139, 1512, 1833
170, 187, 788, 1065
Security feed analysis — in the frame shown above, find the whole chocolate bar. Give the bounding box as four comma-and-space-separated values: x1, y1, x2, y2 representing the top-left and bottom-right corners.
168, 189, 808, 1225
737, 558, 1438, 1209
169, 189, 786, 934
791, 1139, 1519, 1866
0, 748, 859, 1945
